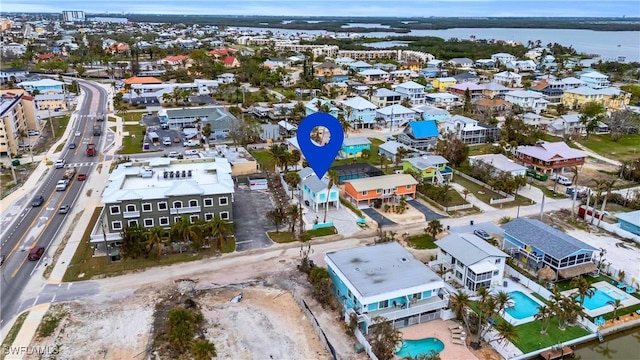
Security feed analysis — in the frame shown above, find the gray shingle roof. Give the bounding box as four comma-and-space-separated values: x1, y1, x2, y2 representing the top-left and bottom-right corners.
502, 218, 597, 259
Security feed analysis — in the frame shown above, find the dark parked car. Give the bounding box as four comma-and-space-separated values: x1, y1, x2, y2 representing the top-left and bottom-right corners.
0, 255, 5, 266
28, 246, 45, 261
31, 195, 44, 207
473, 229, 492, 241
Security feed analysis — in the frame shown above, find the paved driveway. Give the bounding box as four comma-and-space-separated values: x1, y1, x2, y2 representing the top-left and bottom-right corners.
361, 208, 397, 227
407, 199, 445, 221
448, 221, 504, 238
302, 205, 362, 236
232, 186, 275, 251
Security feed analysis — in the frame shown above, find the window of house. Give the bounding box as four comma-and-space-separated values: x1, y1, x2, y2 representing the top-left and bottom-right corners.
159, 217, 169, 226
142, 203, 152, 212
456, 271, 463, 280
126, 204, 136, 212
173, 201, 183, 209
376, 189, 382, 194
143, 218, 154, 227
204, 198, 213, 207
109, 205, 121, 215
406, 185, 412, 190
189, 215, 199, 223
174, 216, 181, 223
219, 211, 229, 220
362, 191, 368, 196
493, 270, 499, 276
112, 221, 122, 230
189, 199, 198, 207
379, 300, 389, 309
495, 259, 501, 264
219, 197, 228, 206
128, 219, 138, 227
348, 289, 352, 298
158, 202, 168, 211
204, 213, 214, 221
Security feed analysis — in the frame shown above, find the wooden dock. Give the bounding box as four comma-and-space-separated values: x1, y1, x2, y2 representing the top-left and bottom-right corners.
539, 346, 574, 359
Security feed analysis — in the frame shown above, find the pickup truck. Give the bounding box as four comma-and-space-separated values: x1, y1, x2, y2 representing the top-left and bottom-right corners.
56, 179, 69, 191
183, 139, 200, 147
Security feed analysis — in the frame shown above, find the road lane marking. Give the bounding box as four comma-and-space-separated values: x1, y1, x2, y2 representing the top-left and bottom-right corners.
32, 296, 39, 307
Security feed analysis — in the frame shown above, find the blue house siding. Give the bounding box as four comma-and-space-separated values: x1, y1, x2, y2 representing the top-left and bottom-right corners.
339, 143, 371, 159
347, 109, 377, 126
328, 266, 358, 310
619, 219, 640, 236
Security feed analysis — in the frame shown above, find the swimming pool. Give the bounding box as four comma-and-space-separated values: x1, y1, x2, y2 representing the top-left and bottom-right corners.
579, 288, 628, 310
395, 338, 444, 358
505, 291, 540, 320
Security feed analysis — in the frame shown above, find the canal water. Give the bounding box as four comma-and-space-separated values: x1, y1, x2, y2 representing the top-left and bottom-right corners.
573, 328, 640, 359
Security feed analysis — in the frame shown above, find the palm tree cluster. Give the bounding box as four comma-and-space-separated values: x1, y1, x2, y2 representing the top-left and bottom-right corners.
544, 286, 587, 331
449, 289, 519, 348
120, 215, 232, 261
268, 144, 301, 173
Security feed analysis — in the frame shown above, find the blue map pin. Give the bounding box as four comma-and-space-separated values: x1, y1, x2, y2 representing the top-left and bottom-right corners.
296, 112, 344, 179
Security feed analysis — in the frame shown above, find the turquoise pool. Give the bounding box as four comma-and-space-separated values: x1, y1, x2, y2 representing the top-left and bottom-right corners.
505, 291, 540, 320
395, 338, 444, 358
579, 288, 627, 310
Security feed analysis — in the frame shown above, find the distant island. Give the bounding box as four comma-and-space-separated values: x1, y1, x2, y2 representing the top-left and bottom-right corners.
82, 15, 640, 32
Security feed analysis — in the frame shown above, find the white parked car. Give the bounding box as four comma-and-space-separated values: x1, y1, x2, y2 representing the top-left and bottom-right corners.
184, 149, 199, 155
168, 151, 180, 158
75, 131, 81, 137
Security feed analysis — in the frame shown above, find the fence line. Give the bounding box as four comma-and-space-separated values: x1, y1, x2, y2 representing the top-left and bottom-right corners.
292, 292, 338, 360
354, 328, 379, 360
490, 196, 515, 205
504, 266, 553, 299
445, 203, 474, 212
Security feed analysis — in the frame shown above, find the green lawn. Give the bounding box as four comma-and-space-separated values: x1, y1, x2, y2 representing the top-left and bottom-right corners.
63, 208, 235, 282
268, 231, 297, 243
251, 150, 275, 171
553, 274, 611, 292
579, 134, 640, 162
405, 234, 438, 249
123, 111, 143, 122
529, 182, 569, 199
306, 226, 337, 238
118, 124, 147, 154
513, 317, 590, 353
332, 138, 384, 167
453, 174, 533, 207
268, 226, 338, 244
467, 144, 495, 156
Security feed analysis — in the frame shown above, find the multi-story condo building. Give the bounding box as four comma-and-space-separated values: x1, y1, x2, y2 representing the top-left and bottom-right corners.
0, 91, 37, 155
97, 157, 235, 245
274, 42, 339, 58
62, 10, 85, 22
338, 49, 400, 61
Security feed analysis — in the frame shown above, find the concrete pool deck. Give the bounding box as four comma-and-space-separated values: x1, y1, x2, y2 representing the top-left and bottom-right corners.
397, 320, 478, 359
560, 281, 640, 317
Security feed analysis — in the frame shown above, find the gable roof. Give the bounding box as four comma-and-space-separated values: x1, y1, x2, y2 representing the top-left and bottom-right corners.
404, 154, 449, 170
406, 120, 439, 138
397, 81, 424, 89
502, 218, 597, 259
616, 210, 640, 226
483, 82, 510, 91
343, 137, 371, 146
374, 88, 401, 98
222, 56, 238, 65
469, 154, 527, 173
436, 233, 508, 265
343, 96, 377, 111
450, 82, 483, 91
377, 104, 416, 116
346, 174, 417, 192
124, 76, 162, 85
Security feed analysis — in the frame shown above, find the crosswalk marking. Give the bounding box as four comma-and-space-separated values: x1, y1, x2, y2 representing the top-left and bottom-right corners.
65, 162, 96, 168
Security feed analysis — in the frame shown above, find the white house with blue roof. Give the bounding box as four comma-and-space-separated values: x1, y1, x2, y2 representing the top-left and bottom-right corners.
339, 137, 371, 160
342, 96, 378, 129
325, 242, 448, 334
435, 233, 509, 291
297, 167, 340, 212
502, 218, 597, 280
397, 120, 440, 151
375, 104, 418, 129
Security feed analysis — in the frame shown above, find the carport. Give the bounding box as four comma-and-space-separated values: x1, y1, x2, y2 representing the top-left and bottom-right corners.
147, 131, 160, 143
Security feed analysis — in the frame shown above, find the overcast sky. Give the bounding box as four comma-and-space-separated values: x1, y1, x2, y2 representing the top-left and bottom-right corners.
2, 0, 639, 18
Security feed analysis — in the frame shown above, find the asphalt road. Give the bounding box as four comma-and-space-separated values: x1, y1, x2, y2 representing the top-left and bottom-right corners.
0, 79, 108, 329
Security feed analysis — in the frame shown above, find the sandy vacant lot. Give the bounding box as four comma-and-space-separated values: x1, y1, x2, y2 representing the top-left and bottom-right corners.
28, 283, 331, 360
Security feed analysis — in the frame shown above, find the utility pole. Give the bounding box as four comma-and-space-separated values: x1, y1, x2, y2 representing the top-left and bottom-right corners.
539, 193, 545, 220
48, 108, 55, 138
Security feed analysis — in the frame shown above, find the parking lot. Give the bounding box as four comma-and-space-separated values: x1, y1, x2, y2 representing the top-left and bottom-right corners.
144, 127, 198, 153
232, 186, 276, 251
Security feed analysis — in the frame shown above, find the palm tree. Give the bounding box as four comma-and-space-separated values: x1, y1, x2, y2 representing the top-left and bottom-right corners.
171, 215, 200, 252
425, 219, 443, 240
395, 146, 409, 167
146, 226, 168, 262
534, 305, 553, 334
290, 149, 301, 170
597, 179, 616, 226
287, 205, 300, 234
488, 321, 519, 346
202, 123, 212, 146
493, 291, 513, 316
323, 170, 339, 223
268, 144, 287, 172
285, 171, 301, 199
206, 216, 231, 251
589, 179, 607, 224
608, 299, 623, 320
571, 276, 596, 309
267, 207, 287, 233
449, 291, 471, 326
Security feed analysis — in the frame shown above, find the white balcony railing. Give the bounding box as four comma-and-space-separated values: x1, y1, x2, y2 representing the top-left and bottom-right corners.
122, 211, 140, 219
361, 296, 447, 324
170, 206, 201, 215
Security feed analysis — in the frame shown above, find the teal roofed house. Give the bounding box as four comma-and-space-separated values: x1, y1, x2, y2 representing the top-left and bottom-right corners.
339, 137, 371, 160
617, 210, 640, 236
325, 242, 447, 334
397, 120, 440, 151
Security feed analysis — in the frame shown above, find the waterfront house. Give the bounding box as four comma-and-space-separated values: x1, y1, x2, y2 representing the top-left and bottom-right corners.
469, 154, 527, 177
504, 90, 549, 114
297, 167, 340, 212
502, 218, 597, 279
375, 104, 418, 129
397, 120, 440, 151
344, 174, 418, 207
325, 242, 448, 334
403, 155, 452, 184
579, 71, 610, 89
435, 233, 509, 291
515, 141, 586, 174
339, 137, 371, 160
342, 96, 378, 129
617, 210, 640, 236
493, 71, 522, 88
371, 88, 402, 108
395, 81, 427, 106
